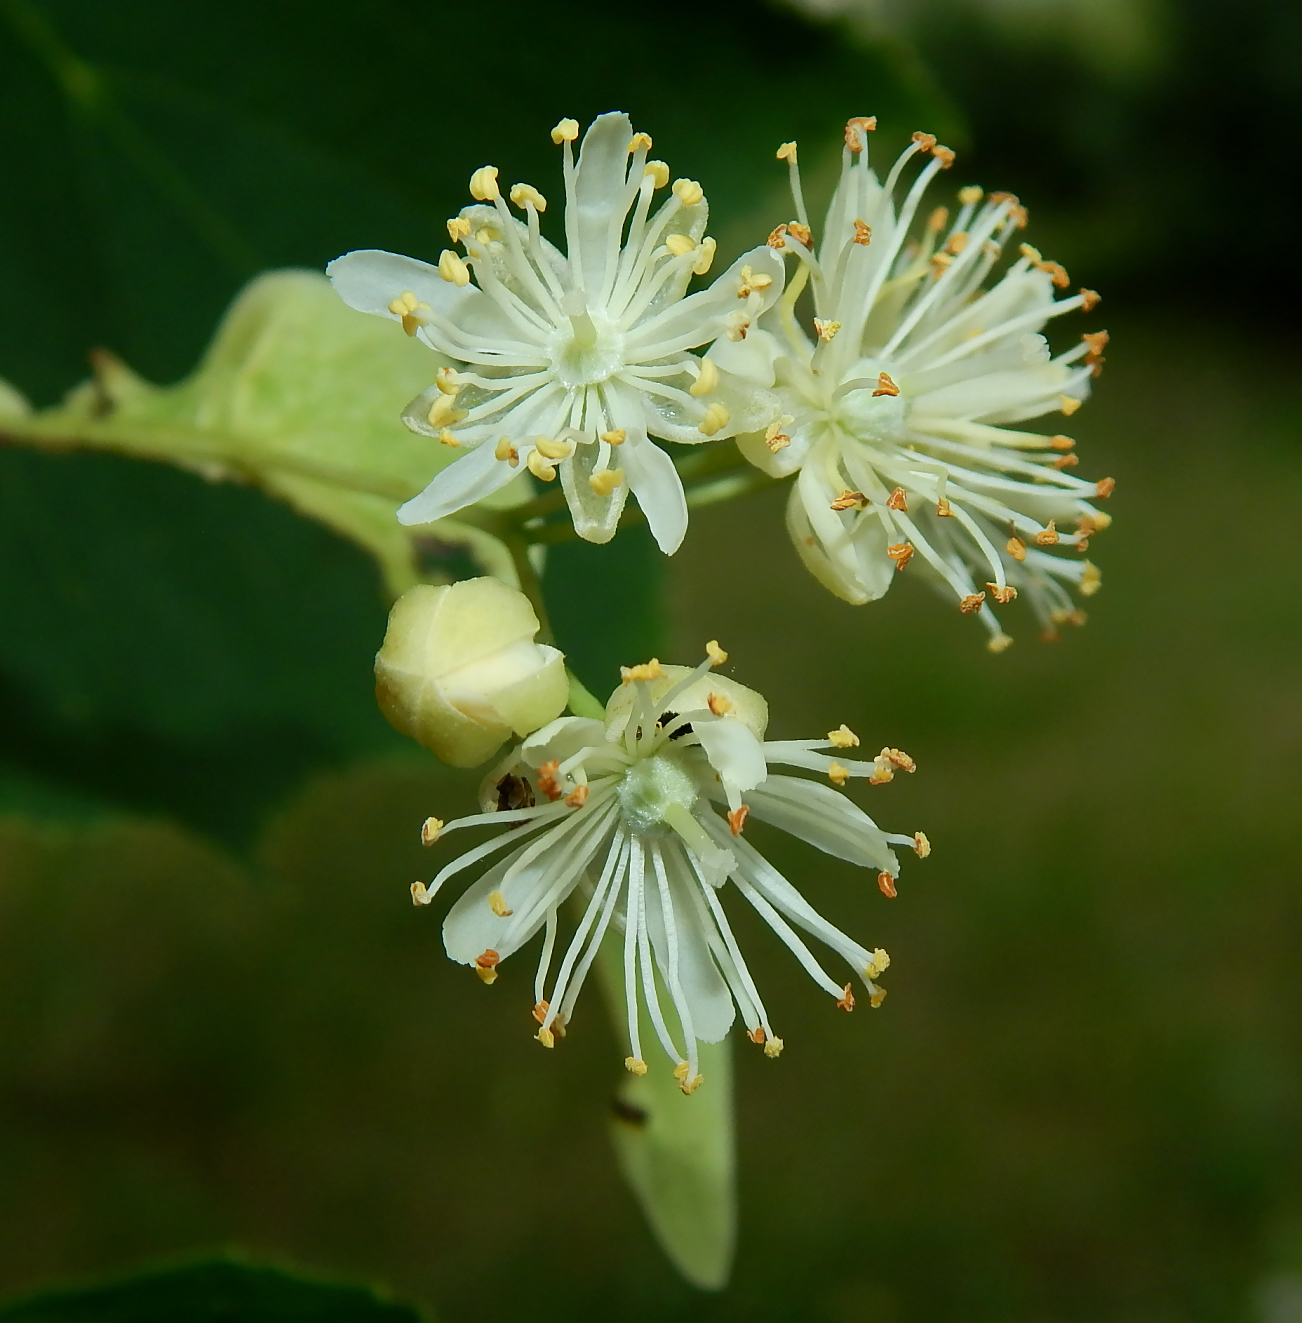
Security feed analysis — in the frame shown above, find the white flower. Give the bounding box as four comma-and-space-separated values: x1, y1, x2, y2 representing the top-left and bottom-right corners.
720, 122, 1114, 648
327, 113, 784, 555
412, 646, 926, 1092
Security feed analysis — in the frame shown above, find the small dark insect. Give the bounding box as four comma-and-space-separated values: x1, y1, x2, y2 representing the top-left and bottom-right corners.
495, 772, 536, 813
610, 1097, 649, 1128
657, 709, 693, 741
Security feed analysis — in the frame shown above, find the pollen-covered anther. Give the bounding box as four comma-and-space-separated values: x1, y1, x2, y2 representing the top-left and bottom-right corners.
736, 265, 773, 298
1096, 476, 1116, 498
434, 367, 461, 397
494, 437, 519, 467
748, 1026, 766, 1044
927, 206, 949, 234
959, 591, 986, 614
869, 988, 888, 1009
885, 486, 908, 512
887, 542, 914, 570
672, 178, 704, 206
776, 141, 798, 162
936, 497, 953, 517
913, 831, 931, 858
873, 372, 900, 397
536, 1026, 556, 1049
814, 318, 841, 342
536, 759, 564, 802
944, 231, 969, 255
988, 633, 1014, 653
693, 237, 717, 276
844, 115, 877, 149
438, 249, 470, 286
868, 756, 894, 786
836, 983, 856, 1011
469, 165, 499, 201
1080, 288, 1102, 311
911, 131, 938, 153
828, 724, 859, 748
708, 692, 733, 716
665, 232, 696, 258
987, 583, 1017, 604
679, 1074, 704, 1095
1051, 434, 1075, 451
865, 948, 890, 979
1035, 520, 1060, 546
420, 816, 444, 846
706, 639, 728, 667
628, 132, 652, 152
588, 467, 624, 497
882, 747, 916, 773
1006, 536, 1027, 561
644, 160, 669, 188
525, 450, 558, 482
532, 999, 551, 1024
727, 804, 749, 836
830, 489, 869, 511
1052, 453, 1079, 469
509, 182, 547, 212
878, 871, 898, 899
534, 436, 574, 461
446, 216, 472, 243
410, 881, 430, 906
624, 1056, 648, 1075
689, 357, 719, 397
958, 184, 983, 205
767, 223, 789, 249
1080, 561, 1102, 596
787, 221, 813, 249
828, 762, 850, 787
931, 252, 954, 276
699, 402, 730, 436
765, 420, 791, 452
853, 219, 872, 245
387, 289, 431, 336
564, 784, 590, 809
436, 428, 462, 449
474, 949, 501, 984
550, 118, 579, 144
621, 659, 667, 685
933, 145, 956, 168
488, 890, 513, 917
601, 429, 626, 446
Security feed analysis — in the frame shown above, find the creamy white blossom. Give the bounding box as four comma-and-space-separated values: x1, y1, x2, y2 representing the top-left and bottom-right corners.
719, 121, 1114, 647
328, 113, 784, 555
412, 648, 926, 1091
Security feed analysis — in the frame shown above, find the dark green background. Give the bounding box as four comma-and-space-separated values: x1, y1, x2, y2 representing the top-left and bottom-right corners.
1, 1, 1299, 1320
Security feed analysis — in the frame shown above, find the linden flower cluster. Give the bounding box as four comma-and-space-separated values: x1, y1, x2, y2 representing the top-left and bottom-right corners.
329, 112, 783, 555
412, 643, 927, 1091
719, 119, 1114, 647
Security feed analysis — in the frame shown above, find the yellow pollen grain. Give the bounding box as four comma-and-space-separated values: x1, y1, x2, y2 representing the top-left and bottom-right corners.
488, 890, 512, 917
446, 216, 472, 242
665, 232, 696, 257
828, 724, 859, 748
624, 1056, 648, 1075
494, 437, 519, 466
588, 467, 624, 497
706, 639, 728, 667
913, 831, 931, 858
644, 160, 669, 188
534, 436, 574, 461
620, 659, 666, 684
828, 762, 850, 787
672, 178, 704, 206
693, 236, 717, 275
776, 141, 798, 162
469, 165, 500, 201
814, 318, 841, 342
958, 184, 983, 205
509, 182, 547, 212
689, 357, 719, 396
601, 428, 626, 446
438, 249, 470, 286
420, 816, 444, 845
699, 402, 730, 436
410, 881, 430, 906
526, 449, 558, 482
628, 131, 653, 152
551, 118, 579, 144
763, 1036, 784, 1058
707, 692, 732, 716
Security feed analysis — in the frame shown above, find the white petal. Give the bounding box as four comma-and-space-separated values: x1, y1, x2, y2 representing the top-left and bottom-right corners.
559, 435, 630, 545
572, 112, 636, 297
327, 248, 471, 322
521, 716, 609, 767
620, 432, 688, 554
396, 438, 517, 526
743, 774, 899, 873
693, 717, 768, 797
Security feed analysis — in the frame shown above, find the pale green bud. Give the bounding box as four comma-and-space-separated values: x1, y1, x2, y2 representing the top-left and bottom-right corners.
375, 578, 569, 768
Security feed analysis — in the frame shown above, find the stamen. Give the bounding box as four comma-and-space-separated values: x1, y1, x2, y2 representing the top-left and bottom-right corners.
421, 816, 444, 845
438, 250, 470, 286
958, 185, 983, 205
588, 467, 624, 497
494, 437, 519, 466
959, 592, 986, 613
693, 237, 717, 275
411, 881, 431, 906
526, 450, 558, 481
699, 402, 730, 436
873, 372, 900, 397
475, 949, 502, 983
853, 219, 872, 245
1006, 537, 1027, 561
765, 420, 792, 452
446, 217, 472, 242
621, 659, 666, 684
837, 984, 856, 1011
1035, 521, 1060, 546
913, 831, 931, 857
767, 224, 788, 249
830, 490, 869, 511
1096, 477, 1116, 498
1058, 395, 1082, 416
706, 640, 728, 667
727, 804, 749, 835
865, 948, 890, 978
885, 487, 908, 511
987, 583, 1017, 604
625, 1056, 648, 1075
536, 760, 563, 801
844, 116, 877, 151
489, 890, 513, 917
601, 429, 626, 446
937, 497, 953, 517
644, 160, 669, 188
887, 542, 914, 570
877, 873, 898, 898
828, 763, 849, 786
689, 357, 719, 396
469, 165, 500, 201
828, 724, 859, 748
672, 178, 704, 206
764, 1036, 784, 1058
988, 634, 1014, 653
550, 119, 579, 144
508, 182, 547, 212
707, 692, 733, 716
628, 132, 653, 152
787, 221, 813, 249
565, 785, 590, 808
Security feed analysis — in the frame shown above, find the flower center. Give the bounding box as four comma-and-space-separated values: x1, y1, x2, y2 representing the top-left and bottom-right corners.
617, 752, 698, 833
550, 291, 626, 388
797, 357, 910, 450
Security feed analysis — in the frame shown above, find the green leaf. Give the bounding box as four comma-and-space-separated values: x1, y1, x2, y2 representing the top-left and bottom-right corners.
0, 1255, 426, 1321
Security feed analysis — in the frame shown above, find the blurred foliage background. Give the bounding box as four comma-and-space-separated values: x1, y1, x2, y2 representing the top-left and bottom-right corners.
1, 0, 1300, 1319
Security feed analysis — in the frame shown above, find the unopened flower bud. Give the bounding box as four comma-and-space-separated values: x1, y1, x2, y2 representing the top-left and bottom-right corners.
374, 578, 569, 768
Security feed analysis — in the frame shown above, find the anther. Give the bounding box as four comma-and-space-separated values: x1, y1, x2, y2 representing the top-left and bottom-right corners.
814, 318, 841, 342
933, 145, 956, 168
550, 119, 579, 144
727, 804, 749, 836
621, 659, 667, 684
474, 949, 501, 984
438, 250, 470, 286
525, 450, 558, 482
764, 1036, 784, 1058
427, 390, 466, 426
1080, 561, 1102, 596
869, 757, 894, 785
488, 890, 513, 917
1083, 330, 1109, 359
882, 747, 916, 772
887, 542, 914, 570
787, 221, 813, 248
689, 357, 719, 396
837, 984, 856, 1011
873, 372, 900, 397
828, 762, 850, 786
644, 160, 669, 188
830, 490, 869, 511
877, 872, 898, 898
1051, 434, 1075, 451
509, 182, 547, 212
736, 265, 773, 297
624, 1056, 648, 1075
420, 816, 444, 845
706, 640, 728, 667
767, 224, 788, 249
693, 237, 717, 275
665, 233, 696, 257
446, 216, 472, 242
1080, 288, 1101, 311
469, 165, 500, 201
828, 724, 859, 748
411, 881, 430, 906
885, 487, 908, 512
911, 131, 938, 153
708, 692, 733, 716
532, 999, 551, 1024
1006, 536, 1027, 561
1035, 521, 1060, 546
844, 116, 877, 150
494, 437, 519, 467
776, 141, 798, 162
865, 948, 891, 979
699, 402, 730, 436
945, 232, 969, 255
988, 633, 1014, 653
987, 583, 1017, 604
1051, 453, 1079, 469
959, 592, 986, 614
679, 1074, 704, 1096
853, 219, 872, 245
672, 178, 704, 206
913, 831, 931, 858
927, 206, 949, 234
869, 988, 888, 1009
628, 132, 652, 152
1096, 477, 1116, 498
765, 420, 791, 452
958, 185, 983, 205
535, 1025, 556, 1048
748, 1026, 766, 1044
535, 436, 574, 461
387, 290, 431, 337
588, 467, 624, 497
536, 760, 563, 802
565, 784, 590, 808
937, 497, 953, 517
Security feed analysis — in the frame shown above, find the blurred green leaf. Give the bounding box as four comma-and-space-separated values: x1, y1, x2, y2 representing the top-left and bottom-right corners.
0, 1256, 426, 1321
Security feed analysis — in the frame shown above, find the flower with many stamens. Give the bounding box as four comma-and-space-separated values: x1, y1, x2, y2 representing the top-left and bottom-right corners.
411, 645, 925, 1091
328, 113, 784, 555
719, 121, 1114, 647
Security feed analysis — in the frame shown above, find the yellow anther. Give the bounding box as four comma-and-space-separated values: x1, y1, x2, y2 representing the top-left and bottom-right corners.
707, 692, 732, 716
564, 784, 590, 808
885, 486, 908, 512
536, 1026, 556, 1049
814, 318, 841, 342
873, 372, 900, 397
958, 185, 983, 205
830, 489, 868, 512
420, 816, 444, 845
644, 160, 670, 188
410, 881, 431, 906
912, 131, 938, 153
933, 145, 956, 168
689, 357, 719, 396
628, 131, 653, 152
844, 116, 877, 149
882, 746, 915, 772
869, 988, 888, 1009
828, 724, 859, 748
435, 366, 461, 395
869, 756, 894, 785
763, 1036, 784, 1058
438, 429, 460, 448
767, 224, 788, 249
1035, 520, 1060, 546
588, 466, 624, 497
853, 219, 872, 245
427, 393, 466, 428
927, 206, 949, 234
913, 831, 931, 858
526, 449, 558, 482
1058, 395, 1082, 416
693, 237, 717, 276
959, 591, 986, 614
698, 402, 730, 436
828, 762, 850, 787
706, 639, 727, 667
474, 224, 498, 245
1080, 561, 1102, 597
1006, 536, 1027, 562
987, 583, 1017, 605
736, 264, 773, 298
988, 633, 1014, 653
679, 1074, 704, 1096
1096, 477, 1116, 499
488, 890, 513, 917
438, 249, 470, 286
723, 312, 750, 342
509, 182, 547, 212
776, 141, 798, 162
937, 497, 953, 517
945, 232, 969, 255
601, 428, 626, 446
550, 118, 579, 144
665, 232, 696, 257
474, 949, 501, 984
624, 1056, 648, 1075
887, 542, 914, 570
494, 437, 519, 467
447, 216, 472, 242
469, 165, 500, 201
620, 659, 667, 684
534, 436, 574, 461
672, 178, 704, 206
1019, 242, 1043, 264
388, 290, 431, 336
787, 221, 813, 248
865, 948, 890, 979
1081, 288, 1102, 311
